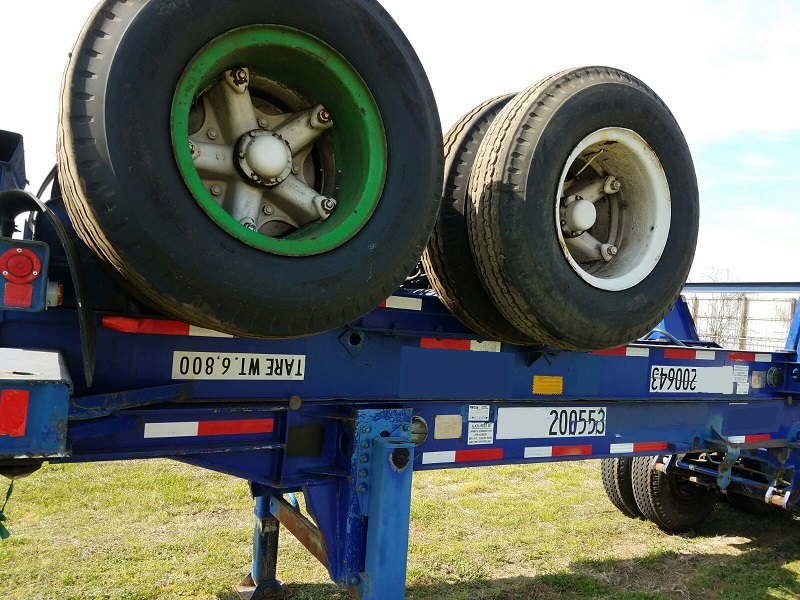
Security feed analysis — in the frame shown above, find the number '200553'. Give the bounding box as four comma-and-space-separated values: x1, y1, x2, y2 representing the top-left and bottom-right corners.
548, 408, 606, 436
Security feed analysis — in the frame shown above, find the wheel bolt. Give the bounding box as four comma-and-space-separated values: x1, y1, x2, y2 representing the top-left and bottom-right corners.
210, 185, 222, 196
322, 197, 337, 212
250, 173, 259, 181
262, 205, 274, 216
291, 164, 300, 174
249, 131, 257, 138
206, 129, 218, 140
257, 117, 268, 128
608, 246, 618, 255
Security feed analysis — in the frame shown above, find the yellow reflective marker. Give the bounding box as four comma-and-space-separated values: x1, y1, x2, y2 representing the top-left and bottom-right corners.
532, 376, 563, 395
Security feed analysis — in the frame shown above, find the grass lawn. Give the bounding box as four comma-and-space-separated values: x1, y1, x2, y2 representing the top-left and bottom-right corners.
1, 459, 799, 599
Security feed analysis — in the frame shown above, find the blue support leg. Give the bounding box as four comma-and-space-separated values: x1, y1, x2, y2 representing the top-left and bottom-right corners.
357, 436, 415, 600
235, 494, 291, 600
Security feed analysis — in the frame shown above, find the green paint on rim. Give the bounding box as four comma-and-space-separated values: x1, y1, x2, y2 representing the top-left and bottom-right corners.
171, 26, 387, 256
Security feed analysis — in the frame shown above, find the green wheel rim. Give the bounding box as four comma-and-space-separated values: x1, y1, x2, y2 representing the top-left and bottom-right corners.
171, 25, 387, 256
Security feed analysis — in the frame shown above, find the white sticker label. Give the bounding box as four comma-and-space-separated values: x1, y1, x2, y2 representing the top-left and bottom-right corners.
649, 366, 734, 394
468, 422, 494, 445
496, 407, 606, 440
736, 382, 750, 395
468, 405, 490, 422
172, 352, 305, 380
733, 365, 749, 384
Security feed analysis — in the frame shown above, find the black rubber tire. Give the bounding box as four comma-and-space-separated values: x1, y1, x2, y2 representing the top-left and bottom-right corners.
468, 67, 699, 351
600, 457, 643, 518
57, 0, 442, 337
631, 456, 719, 533
422, 95, 535, 345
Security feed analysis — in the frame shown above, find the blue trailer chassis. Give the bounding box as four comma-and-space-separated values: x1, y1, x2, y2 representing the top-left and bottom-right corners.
2, 136, 800, 599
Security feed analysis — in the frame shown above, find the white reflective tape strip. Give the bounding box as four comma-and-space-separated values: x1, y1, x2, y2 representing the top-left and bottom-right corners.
695, 350, 716, 361
144, 422, 199, 438
610, 443, 635, 453
626, 347, 650, 357
470, 340, 501, 352
755, 353, 772, 363
728, 436, 746, 444
422, 451, 456, 464
188, 325, 234, 338
524, 447, 553, 459
384, 296, 423, 311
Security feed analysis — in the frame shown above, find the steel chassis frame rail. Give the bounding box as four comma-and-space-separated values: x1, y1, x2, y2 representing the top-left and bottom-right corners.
2, 286, 800, 599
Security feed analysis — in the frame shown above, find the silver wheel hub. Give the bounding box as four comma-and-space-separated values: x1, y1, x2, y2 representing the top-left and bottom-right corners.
555, 127, 671, 292
187, 67, 339, 235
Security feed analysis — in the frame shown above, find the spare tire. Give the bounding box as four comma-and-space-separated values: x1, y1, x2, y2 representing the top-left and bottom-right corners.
468, 67, 699, 351
57, 0, 442, 337
423, 94, 536, 345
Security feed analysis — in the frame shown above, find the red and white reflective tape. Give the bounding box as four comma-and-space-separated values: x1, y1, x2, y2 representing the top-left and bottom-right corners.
727, 434, 771, 444
143, 418, 274, 439
728, 352, 773, 363
421, 448, 503, 465
663, 348, 716, 361
592, 347, 650, 358
103, 316, 234, 338
379, 296, 422, 311
524, 445, 593, 458
609, 441, 668, 454
420, 338, 501, 352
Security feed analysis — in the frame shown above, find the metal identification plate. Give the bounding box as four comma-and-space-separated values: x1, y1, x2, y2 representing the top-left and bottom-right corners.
172, 352, 306, 380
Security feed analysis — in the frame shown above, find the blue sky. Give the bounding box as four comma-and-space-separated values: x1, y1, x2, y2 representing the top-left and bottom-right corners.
1, 0, 798, 282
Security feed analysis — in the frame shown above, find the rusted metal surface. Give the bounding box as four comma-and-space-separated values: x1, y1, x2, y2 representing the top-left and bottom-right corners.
269, 494, 327, 567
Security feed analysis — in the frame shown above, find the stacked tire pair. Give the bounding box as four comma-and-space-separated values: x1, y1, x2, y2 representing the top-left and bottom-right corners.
58, 0, 442, 337
601, 456, 718, 532
425, 69, 699, 350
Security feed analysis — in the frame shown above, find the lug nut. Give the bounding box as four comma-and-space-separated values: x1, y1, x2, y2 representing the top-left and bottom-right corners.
210, 185, 222, 196
262, 205, 274, 216
257, 117, 268, 128
608, 246, 618, 255
206, 129, 218, 141
291, 164, 300, 174
322, 197, 337, 212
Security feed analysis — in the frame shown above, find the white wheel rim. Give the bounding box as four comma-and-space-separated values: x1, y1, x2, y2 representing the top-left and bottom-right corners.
555, 127, 671, 292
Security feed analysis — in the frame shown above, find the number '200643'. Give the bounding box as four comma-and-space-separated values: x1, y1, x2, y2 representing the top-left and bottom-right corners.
650, 366, 697, 392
